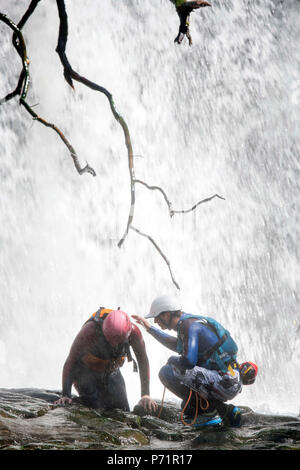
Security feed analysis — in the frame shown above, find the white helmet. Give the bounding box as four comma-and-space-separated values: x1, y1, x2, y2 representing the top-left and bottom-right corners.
145, 294, 182, 319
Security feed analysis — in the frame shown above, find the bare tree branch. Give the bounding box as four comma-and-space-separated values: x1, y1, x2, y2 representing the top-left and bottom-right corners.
0, 12, 96, 177
130, 225, 180, 290
135, 179, 174, 217
16, 0, 42, 31
135, 179, 225, 216
55, 0, 135, 245
21, 100, 96, 176
1, 1, 41, 103
0, 3, 226, 290
0, 70, 25, 104
171, 194, 225, 215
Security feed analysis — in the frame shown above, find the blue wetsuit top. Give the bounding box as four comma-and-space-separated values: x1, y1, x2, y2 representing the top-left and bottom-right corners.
148, 312, 222, 371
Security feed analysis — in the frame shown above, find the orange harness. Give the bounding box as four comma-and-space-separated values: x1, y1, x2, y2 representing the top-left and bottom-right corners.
90, 307, 113, 320
87, 307, 137, 373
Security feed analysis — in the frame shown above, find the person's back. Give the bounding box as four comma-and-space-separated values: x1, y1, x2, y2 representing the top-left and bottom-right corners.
176, 313, 238, 373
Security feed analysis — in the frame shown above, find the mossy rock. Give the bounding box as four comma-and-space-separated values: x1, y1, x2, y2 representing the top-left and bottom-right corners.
117, 428, 150, 446
0, 389, 299, 450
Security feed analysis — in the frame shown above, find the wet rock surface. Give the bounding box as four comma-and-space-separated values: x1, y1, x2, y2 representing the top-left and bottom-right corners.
0, 388, 299, 450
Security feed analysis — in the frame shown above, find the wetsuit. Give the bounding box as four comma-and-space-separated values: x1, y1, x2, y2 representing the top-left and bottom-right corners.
148, 313, 242, 417
61, 317, 150, 410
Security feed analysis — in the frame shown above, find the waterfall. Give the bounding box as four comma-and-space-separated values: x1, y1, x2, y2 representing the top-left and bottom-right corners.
0, 0, 299, 416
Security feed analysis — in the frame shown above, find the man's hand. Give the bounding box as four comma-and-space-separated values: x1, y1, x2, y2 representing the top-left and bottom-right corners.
131, 315, 151, 331
137, 395, 158, 413
54, 396, 72, 406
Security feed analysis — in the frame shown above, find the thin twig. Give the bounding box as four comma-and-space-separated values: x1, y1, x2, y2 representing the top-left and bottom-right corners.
21, 100, 96, 175
135, 179, 225, 216
0, 3, 225, 291
171, 194, 225, 215
135, 179, 173, 216
130, 226, 180, 290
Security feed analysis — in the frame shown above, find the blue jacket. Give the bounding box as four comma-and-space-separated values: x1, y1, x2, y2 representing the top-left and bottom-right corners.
148, 312, 238, 373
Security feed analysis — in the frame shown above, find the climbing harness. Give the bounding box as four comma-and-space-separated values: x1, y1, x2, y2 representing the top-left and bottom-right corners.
86, 307, 138, 373
176, 313, 238, 373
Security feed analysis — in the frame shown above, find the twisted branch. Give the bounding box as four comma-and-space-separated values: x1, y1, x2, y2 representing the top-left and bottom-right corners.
54, 0, 225, 289
1, 2, 225, 290
0, 10, 96, 177
135, 179, 225, 216
130, 226, 180, 290
135, 179, 174, 217
0, 0, 40, 105
55, 0, 134, 246
172, 194, 225, 214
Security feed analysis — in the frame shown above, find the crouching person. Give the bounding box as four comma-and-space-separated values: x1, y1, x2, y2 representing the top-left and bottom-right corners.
133, 295, 257, 428
55, 307, 157, 413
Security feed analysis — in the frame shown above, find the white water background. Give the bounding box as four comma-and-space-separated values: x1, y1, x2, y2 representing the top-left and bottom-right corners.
0, 0, 299, 416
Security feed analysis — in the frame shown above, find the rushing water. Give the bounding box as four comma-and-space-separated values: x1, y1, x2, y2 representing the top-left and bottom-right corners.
0, 0, 299, 417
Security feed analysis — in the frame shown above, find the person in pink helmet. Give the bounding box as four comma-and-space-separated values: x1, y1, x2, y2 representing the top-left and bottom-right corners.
55, 307, 157, 412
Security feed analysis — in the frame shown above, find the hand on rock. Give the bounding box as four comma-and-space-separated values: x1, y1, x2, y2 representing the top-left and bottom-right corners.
138, 395, 158, 413
54, 396, 72, 406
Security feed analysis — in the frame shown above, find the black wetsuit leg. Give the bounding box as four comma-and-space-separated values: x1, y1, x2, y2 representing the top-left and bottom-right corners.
159, 363, 198, 417
104, 369, 130, 411
74, 370, 106, 408
75, 368, 129, 411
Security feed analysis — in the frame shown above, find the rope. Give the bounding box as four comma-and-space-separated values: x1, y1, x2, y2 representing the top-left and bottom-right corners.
180, 389, 198, 426
157, 386, 166, 418
199, 394, 210, 411
180, 389, 210, 426
158, 386, 210, 426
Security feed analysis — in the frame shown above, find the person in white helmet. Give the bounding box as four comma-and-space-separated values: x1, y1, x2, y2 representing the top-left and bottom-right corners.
132, 294, 243, 428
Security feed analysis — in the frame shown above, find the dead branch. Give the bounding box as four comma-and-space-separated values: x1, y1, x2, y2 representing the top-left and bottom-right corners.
130, 226, 180, 290
0, 11, 96, 177
171, 194, 225, 215
1, 0, 41, 105
0, 3, 225, 290
55, 0, 134, 245
0, 71, 25, 104
135, 179, 173, 217
135, 179, 225, 216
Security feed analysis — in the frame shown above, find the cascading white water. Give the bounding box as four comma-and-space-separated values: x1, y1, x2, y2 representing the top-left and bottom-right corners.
0, 0, 299, 416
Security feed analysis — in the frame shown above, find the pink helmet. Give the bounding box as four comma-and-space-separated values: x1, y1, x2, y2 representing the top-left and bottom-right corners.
102, 310, 132, 346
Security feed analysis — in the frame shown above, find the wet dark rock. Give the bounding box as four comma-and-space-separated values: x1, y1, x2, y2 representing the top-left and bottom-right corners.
0, 388, 299, 450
